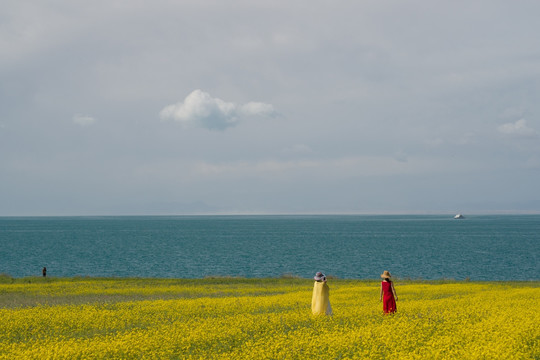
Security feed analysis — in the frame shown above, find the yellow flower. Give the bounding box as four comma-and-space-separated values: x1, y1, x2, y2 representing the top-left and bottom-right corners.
0, 279, 538, 359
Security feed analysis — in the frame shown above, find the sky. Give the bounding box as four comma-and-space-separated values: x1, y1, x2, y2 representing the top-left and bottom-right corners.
1, 0, 539, 216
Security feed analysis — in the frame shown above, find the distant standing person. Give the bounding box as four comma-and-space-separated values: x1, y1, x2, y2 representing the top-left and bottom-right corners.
42, 267, 47, 277
311, 272, 332, 315
380, 270, 397, 314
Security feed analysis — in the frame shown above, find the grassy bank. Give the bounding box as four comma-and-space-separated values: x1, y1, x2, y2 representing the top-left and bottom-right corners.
1, 277, 538, 359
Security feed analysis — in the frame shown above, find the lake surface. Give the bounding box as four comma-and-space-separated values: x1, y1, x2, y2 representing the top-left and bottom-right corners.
0, 215, 538, 280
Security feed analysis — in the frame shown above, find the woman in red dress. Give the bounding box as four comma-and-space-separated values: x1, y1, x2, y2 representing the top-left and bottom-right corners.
380, 270, 398, 314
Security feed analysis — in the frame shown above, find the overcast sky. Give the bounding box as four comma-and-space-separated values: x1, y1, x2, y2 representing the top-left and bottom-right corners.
1, 0, 539, 215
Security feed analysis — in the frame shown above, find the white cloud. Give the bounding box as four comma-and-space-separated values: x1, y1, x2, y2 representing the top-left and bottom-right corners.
73, 114, 96, 126
191, 155, 422, 179
193, 159, 318, 177
282, 144, 313, 154
497, 119, 538, 137
159, 90, 277, 130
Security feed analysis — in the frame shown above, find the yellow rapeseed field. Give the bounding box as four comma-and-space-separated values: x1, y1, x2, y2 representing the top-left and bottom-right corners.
0, 278, 538, 359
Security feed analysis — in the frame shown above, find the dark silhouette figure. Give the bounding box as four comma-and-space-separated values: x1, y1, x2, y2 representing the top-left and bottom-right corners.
42, 267, 47, 277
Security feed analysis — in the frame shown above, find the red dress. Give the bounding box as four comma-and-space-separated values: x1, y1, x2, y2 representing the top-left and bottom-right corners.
381, 281, 396, 314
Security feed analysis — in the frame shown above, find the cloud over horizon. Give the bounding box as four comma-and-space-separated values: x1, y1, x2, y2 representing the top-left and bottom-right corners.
497, 119, 538, 138
159, 90, 277, 130
72, 114, 97, 127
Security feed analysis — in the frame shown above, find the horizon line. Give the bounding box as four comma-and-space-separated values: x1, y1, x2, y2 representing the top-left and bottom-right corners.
2, 210, 540, 217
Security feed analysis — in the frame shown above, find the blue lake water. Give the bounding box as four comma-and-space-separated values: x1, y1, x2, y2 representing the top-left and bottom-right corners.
0, 215, 538, 280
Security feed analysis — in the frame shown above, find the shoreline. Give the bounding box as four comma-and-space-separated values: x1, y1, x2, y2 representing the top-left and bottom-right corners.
2, 275, 539, 284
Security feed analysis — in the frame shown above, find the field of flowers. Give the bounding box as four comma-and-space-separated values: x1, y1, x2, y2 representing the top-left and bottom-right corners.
0, 277, 538, 359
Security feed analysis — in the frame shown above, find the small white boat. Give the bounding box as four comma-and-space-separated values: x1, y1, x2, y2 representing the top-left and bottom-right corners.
454, 214, 465, 219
